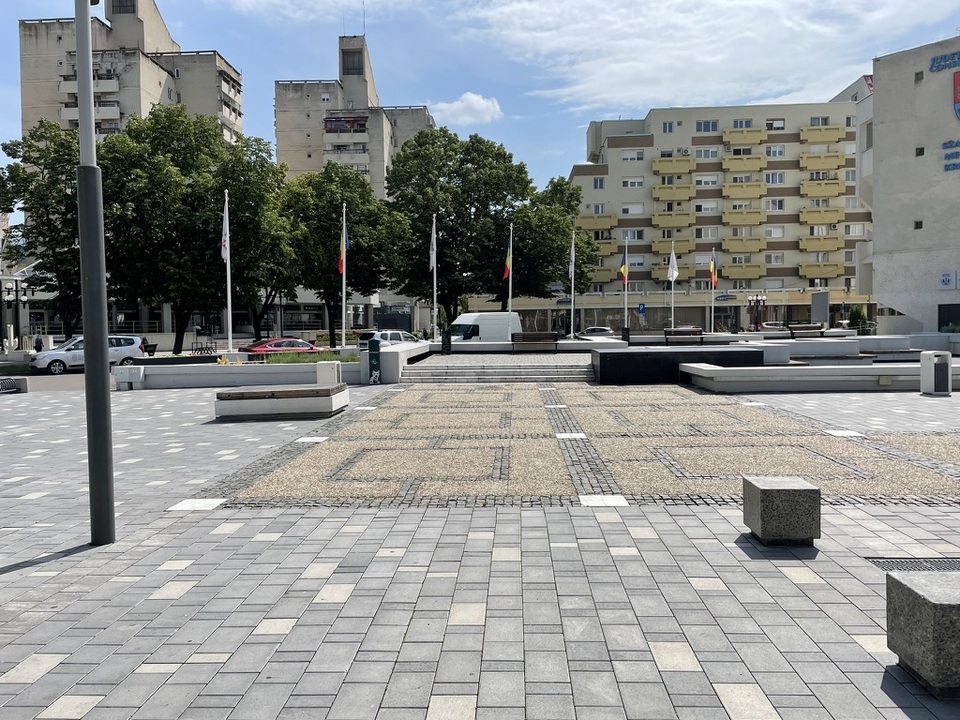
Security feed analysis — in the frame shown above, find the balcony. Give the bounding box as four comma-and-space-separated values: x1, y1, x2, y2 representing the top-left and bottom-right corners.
800, 179, 844, 197
60, 101, 120, 121
799, 151, 845, 171
652, 264, 693, 282
722, 127, 768, 145
722, 181, 766, 199
651, 238, 695, 255
591, 267, 618, 283
722, 155, 767, 172
722, 208, 767, 225
221, 80, 241, 103
799, 125, 846, 144
722, 237, 768, 253
799, 262, 846, 279
59, 78, 119, 94
651, 211, 695, 229
652, 156, 696, 174
652, 184, 695, 202
577, 213, 618, 231
722, 263, 766, 280
596, 240, 618, 257
799, 235, 844, 253
799, 207, 845, 225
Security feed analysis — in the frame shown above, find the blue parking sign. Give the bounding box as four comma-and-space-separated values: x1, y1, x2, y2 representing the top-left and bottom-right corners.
637, 303, 646, 314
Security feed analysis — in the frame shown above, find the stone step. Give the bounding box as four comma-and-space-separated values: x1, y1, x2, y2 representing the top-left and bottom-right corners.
400, 373, 593, 384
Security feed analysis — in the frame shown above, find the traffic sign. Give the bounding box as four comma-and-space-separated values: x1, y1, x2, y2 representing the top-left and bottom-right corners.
637, 303, 646, 314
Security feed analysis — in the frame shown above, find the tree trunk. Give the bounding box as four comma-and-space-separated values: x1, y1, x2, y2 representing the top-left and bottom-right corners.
250, 288, 278, 342
322, 293, 340, 349
171, 304, 192, 355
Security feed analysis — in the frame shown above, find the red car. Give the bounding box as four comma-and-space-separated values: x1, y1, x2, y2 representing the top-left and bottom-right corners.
238, 338, 327, 354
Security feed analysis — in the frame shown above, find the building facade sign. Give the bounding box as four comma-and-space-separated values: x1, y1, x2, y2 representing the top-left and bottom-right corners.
930, 52, 960, 72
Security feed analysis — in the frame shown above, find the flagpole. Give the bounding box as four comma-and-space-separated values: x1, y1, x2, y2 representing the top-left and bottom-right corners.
507, 223, 513, 315
341, 202, 347, 351
622, 234, 628, 329
430, 213, 437, 340
710, 246, 716, 333
569, 227, 576, 338
670, 240, 676, 329
222, 190, 233, 352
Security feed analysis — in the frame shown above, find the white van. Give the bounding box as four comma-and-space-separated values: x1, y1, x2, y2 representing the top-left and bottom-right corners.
447, 312, 521, 342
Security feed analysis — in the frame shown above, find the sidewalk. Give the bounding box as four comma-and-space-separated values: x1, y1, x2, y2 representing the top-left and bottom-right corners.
2, 381, 960, 719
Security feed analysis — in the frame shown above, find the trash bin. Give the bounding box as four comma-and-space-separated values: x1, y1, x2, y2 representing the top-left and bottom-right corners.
920, 351, 952, 396
368, 338, 381, 384
621, 327, 631, 343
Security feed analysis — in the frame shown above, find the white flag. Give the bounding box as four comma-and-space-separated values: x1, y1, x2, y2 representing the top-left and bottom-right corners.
429, 214, 436, 271
221, 190, 230, 263
667, 247, 679, 282
568, 233, 576, 282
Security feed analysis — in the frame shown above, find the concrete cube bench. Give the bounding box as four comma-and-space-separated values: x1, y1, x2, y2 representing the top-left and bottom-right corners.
215, 383, 349, 421
887, 571, 960, 699
742, 476, 821, 545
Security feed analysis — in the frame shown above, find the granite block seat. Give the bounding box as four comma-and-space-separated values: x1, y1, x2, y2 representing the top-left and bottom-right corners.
215, 383, 349, 420
887, 571, 960, 699
742, 475, 821, 545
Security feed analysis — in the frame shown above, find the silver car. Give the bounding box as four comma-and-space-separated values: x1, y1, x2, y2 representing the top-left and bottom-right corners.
30, 335, 145, 375
357, 330, 424, 349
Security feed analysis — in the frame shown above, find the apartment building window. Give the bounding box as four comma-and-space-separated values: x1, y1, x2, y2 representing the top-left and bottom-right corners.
765, 198, 785, 211
765, 279, 785, 290
809, 171, 830, 180
694, 253, 713, 268
589, 284, 604, 294
764, 171, 785, 185
811, 198, 830, 208
810, 279, 828, 288
730, 201, 751, 210
663, 121, 674, 133
764, 226, 784, 238
845, 143, 857, 155
844, 250, 856, 263
696, 147, 719, 159
661, 202, 675, 212
113, 0, 136, 13
732, 147, 752, 156
660, 175, 675, 186
811, 225, 830, 236
695, 227, 719, 239
766, 118, 785, 130
845, 197, 862, 209
321, 92, 331, 102
731, 226, 752, 237
591, 203, 605, 214
627, 281, 645, 292
845, 115, 856, 128
765, 252, 784, 265
342, 50, 364, 75
660, 150, 674, 158
695, 200, 719, 214
696, 120, 718, 133
621, 203, 644, 215
731, 174, 752, 184
916, 147, 925, 157
622, 229, 644, 241
627, 254, 644, 268
845, 223, 865, 236
844, 169, 856, 182
593, 177, 605, 190
732, 119, 753, 128
731, 255, 751, 264
765, 144, 785, 157
622, 150, 644, 162
695, 174, 718, 187
808, 144, 828, 154
356, 164, 368, 174
864, 122, 873, 150
693, 280, 712, 290
661, 229, 674, 238
811, 252, 830, 262
622, 176, 644, 188
810, 116, 830, 126
732, 280, 750, 290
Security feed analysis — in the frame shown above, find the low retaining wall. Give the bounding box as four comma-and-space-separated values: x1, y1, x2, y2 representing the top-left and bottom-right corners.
114, 361, 342, 390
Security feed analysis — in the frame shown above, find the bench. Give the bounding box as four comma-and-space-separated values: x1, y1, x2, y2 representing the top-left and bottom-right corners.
511, 331, 559, 353
215, 383, 349, 421
663, 327, 704, 345
787, 323, 826, 338
887, 572, 960, 698
742, 476, 820, 546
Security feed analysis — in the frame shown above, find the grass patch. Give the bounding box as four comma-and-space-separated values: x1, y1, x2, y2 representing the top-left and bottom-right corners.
262, 351, 359, 364
0, 363, 30, 376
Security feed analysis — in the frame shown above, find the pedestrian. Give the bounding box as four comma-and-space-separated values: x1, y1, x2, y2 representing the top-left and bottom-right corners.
33, 332, 43, 354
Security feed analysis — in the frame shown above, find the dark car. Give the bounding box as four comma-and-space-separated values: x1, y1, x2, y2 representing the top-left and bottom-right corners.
238, 338, 326, 354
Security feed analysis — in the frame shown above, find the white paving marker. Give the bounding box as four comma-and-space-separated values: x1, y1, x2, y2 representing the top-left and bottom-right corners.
295, 436, 329, 443
579, 495, 628, 507
167, 498, 226, 512
556, 432, 586, 440
824, 429, 864, 437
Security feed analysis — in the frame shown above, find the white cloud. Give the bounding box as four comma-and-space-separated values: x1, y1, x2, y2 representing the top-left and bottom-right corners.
209, 0, 421, 22
430, 92, 504, 125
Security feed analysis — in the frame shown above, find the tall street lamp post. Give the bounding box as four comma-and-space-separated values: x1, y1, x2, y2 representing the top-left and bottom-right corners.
3, 280, 32, 349
748, 294, 767, 331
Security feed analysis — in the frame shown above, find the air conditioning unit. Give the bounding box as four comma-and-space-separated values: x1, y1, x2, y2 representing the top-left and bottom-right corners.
830, 223, 838, 230
724, 145, 732, 152
681, 148, 690, 156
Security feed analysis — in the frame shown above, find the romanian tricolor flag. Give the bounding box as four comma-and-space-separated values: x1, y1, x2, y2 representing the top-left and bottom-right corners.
503, 246, 511, 281
620, 252, 628, 285
338, 207, 349, 275
709, 253, 718, 289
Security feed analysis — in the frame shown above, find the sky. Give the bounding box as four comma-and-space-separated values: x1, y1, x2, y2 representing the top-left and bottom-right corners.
3, 0, 960, 189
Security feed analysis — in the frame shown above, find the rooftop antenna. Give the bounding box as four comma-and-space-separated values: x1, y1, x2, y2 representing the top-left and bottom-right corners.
363, 0, 366, 35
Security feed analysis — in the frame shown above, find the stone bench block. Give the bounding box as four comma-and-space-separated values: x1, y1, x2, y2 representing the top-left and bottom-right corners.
215, 384, 349, 421
742, 475, 820, 545
887, 571, 960, 699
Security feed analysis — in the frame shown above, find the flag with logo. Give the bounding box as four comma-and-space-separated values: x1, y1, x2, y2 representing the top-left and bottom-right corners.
667, 247, 679, 282
709, 252, 718, 289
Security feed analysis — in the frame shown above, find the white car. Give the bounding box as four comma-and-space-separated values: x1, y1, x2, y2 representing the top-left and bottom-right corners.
30, 335, 145, 375
357, 330, 425, 349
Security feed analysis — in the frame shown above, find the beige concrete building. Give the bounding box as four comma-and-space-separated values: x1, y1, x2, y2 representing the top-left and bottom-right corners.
856, 35, 960, 333
551, 100, 873, 332
275, 36, 434, 199
20, 0, 242, 144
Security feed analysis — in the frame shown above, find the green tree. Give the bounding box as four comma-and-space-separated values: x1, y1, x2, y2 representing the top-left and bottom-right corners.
385, 128, 594, 322
847, 304, 867, 333
1, 120, 83, 336
281, 162, 410, 348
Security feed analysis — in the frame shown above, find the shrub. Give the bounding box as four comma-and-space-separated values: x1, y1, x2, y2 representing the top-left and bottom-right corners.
263, 351, 359, 364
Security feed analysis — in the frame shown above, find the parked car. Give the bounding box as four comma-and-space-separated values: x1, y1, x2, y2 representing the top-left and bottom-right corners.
357, 330, 425, 349
30, 335, 145, 375
238, 338, 327, 354
578, 326, 615, 337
